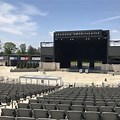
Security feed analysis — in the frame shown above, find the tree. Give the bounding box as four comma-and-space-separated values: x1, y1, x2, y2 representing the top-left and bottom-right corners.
27, 45, 35, 54
3, 42, 16, 54
19, 43, 26, 54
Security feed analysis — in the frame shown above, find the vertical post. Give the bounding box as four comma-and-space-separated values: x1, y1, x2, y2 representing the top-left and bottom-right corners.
26, 78, 27, 84
19, 77, 20, 83
48, 80, 49, 86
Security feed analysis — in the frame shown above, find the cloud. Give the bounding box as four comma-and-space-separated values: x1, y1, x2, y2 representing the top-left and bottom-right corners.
111, 29, 119, 33
0, 2, 47, 36
49, 31, 54, 37
92, 16, 120, 24
0, 27, 23, 35
20, 3, 48, 16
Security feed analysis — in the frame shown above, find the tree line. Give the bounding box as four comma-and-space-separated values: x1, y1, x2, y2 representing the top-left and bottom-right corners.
0, 42, 40, 55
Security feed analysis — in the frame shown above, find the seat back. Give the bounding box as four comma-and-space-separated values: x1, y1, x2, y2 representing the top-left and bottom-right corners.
102, 112, 118, 120
50, 110, 66, 120
44, 104, 57, 110
57, 104, 70, 111
67, 110, 82, 120
100, 106, 114, 112
18, 103, 30, 109
33, 109, 49, 119
84, 111, 100, 120
71, 105, 84, 111
115, 107, 120, 114
0, 116, 15, 120
30, 103, 43, 109
85, 106, 99, 112
1, 108, 16, 117
17, 108, 32, 117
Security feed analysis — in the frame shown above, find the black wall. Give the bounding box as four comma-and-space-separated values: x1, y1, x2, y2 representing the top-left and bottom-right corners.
54, 30, 109, 68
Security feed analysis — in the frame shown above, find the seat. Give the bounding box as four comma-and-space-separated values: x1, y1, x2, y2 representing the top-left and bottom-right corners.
85, 106, 99, 112
50, 110, 66, 120
17, 108, 32, 117
33, 109, 49, 119
30, 103, 44, 109
0, 116, 15, 120
29, 99, 38, 103
60, 100, 72, 105
107, 102, 118, 107
84, 111, 100, 120
84, 101, 94, 106
71, 105, 84, 111
49, 100, 60, 105
1, 108, 16, 117
72, 101, 83, 105
115, 107, 120, 114
44, 104, 57, 110
102, 112, 118, 120
18, 103, 30, 109
67, 110, 82, 120
95, 101, 106, 107
16, 117, 36, 120
100, 106, 114, 112
57, 104, 70, 111
38, 99, 50, 104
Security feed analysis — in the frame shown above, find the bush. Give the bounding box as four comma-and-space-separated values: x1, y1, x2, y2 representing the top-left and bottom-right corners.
26, 62, 30, 68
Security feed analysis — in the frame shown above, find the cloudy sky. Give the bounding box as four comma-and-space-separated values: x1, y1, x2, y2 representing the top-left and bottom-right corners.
0, 0, 120, 48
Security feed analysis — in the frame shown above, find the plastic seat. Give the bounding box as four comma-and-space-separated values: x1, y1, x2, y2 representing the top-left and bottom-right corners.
67, 110, 83, 120
102, 112, 118, 120
85, 106, 99, 112
0, 116, 15, 120
1, 108, 16, 117
30, 103, 43, 109
49, 100, 60, 105
71, 105, 84, 111
107, 102, 118, 107
44, 104, 57, 110
84, 101, 94, 106
115, 107, 120, 114
57, 104, 70, 111
29, 99, 38, 103
50, 110, 66, 120
18, 103, 30, 109
17, 108, 32, 117
72, 101, 83, 105
33, 109, 49, 119
100, 106, 114, 112
60, 100, 72, 105
84, 111, 100, 120
95, 101, 106, 107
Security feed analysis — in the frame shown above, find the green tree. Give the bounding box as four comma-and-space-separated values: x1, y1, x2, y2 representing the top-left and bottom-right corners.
3, 42, 16, 54
27, 45, 35, 54
19, 43, 26, 54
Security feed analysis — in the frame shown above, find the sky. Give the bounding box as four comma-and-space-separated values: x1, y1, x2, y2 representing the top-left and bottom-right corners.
0, 0, 120, 48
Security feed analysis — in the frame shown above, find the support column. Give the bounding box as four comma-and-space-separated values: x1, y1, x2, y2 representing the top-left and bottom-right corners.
90, 61, 94, 69
78, 60, 82, 69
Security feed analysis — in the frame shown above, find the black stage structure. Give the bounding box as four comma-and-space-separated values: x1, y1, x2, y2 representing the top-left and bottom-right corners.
54, 30, 109, 69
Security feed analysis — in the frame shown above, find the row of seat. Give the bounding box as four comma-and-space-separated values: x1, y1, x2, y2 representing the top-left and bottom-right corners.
29, 98, 120, 107
16, 102, 120, 113
0, 83, 59, 103
0, 109, 119, 120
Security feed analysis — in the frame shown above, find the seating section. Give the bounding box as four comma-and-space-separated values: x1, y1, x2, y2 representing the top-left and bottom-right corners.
1, 87, 120, 120
0, 83, 58, 104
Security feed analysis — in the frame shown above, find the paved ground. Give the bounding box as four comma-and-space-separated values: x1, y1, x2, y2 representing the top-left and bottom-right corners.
0, 66, 120, 87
